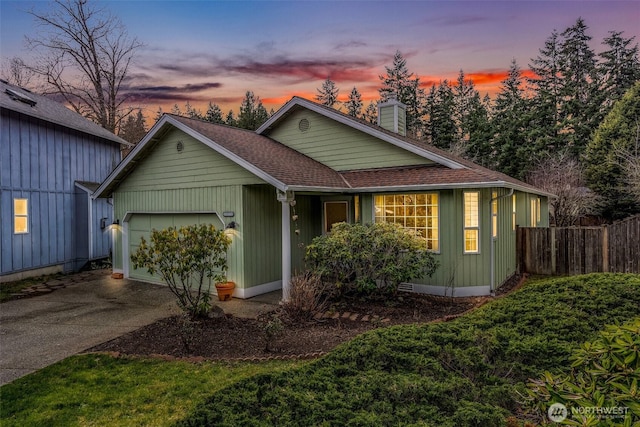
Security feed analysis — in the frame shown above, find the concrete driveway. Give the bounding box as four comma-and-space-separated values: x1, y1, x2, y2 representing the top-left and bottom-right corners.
0, 271, 179, 386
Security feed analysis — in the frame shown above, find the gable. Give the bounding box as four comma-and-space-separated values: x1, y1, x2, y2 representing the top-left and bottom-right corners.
266, 108, 431, 171
117, 128, 265, 192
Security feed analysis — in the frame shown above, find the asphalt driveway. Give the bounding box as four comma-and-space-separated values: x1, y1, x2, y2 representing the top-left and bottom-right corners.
0, 271, 179, 386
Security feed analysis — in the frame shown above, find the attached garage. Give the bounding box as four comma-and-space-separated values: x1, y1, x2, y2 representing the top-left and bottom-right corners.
126, 213, 224, 283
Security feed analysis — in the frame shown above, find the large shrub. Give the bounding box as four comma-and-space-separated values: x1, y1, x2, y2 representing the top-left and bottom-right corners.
175, 274, 640, 427
131, 224, 231, 318
305, 222, 439, 295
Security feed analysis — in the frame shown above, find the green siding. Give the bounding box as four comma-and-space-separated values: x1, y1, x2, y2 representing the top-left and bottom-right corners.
113, 185, 245, 288
290, 195, 322, 272
242, 185, 282, 287
267, 109, 430, 171
118, 128, 264, 192
378, 104, 406, 136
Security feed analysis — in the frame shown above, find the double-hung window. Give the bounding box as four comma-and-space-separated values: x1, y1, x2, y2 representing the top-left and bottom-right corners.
374, 193, 439, 251
464, 192, 479, 253
14, 198, 29, 234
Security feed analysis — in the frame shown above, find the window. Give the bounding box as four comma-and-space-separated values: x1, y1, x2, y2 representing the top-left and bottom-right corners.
530, 197, 540, 227
354, 195, 360, 223
491, 191, 498, 238
512, 194, 516, 231
374, 193, 439, 251
14, 198, 28, 234
464, 192, 479, 253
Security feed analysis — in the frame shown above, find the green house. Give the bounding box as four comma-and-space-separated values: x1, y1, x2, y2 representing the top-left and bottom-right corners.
95, 97, 551, 299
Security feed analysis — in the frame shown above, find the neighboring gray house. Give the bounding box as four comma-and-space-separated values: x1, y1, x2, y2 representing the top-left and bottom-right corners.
0, 80, 130, 282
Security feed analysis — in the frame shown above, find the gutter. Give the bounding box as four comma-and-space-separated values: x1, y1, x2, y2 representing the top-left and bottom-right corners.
490, 188, 515, 295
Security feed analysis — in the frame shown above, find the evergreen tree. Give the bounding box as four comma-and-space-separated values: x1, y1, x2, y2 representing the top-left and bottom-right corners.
170, 104, 182, 116
557, 18, 601, 154
528, 30, 564, 155
118, 109, 147, 144
452, 70, 491, 161
184, 102, 203, 120
424, 82, 457, 151
154, 107, 164, 122
599, 31, 640, 106
225, 110, 236, 127
491, 60, 532, 180
363, 101, 377, 124
584, 82, 640, 219
379, 50, 426, 137
237, 91, 269, 130
315, 77, 340, 107
345, 87, 363, 117
204, 102, 224, 124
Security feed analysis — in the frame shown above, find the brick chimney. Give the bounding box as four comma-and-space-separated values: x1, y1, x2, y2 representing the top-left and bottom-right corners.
377, 95, 406, 136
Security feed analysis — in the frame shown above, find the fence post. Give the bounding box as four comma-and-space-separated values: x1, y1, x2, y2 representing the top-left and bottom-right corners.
602, 225, 609, 273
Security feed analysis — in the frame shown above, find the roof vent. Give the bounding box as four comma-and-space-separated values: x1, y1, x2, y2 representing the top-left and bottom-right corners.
5, 88, 37, 107
298, 118, 310, 132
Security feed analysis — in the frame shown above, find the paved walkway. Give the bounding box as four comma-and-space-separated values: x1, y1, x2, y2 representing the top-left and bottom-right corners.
0, 271, 281, 386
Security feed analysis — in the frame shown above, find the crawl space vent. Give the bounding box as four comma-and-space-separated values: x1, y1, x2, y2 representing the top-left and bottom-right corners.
397, 283, 415, 293
298, 118, 310, 132
176, 141, 184, 152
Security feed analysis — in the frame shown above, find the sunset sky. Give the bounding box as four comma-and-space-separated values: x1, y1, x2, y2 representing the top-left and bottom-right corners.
1, 1, 639, 119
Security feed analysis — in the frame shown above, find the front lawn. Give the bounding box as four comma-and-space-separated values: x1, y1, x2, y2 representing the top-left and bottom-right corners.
0, 354, 302, 426
177, 273, 640, 426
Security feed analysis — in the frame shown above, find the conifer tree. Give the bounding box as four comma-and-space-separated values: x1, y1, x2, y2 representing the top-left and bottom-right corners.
363, 101, 377, 124
225, 110, 236, 127
599, 31, 640, 106
379, 51, 426, 137
118, 109, 147, 144
315, 77, 340, 107
170, 104, 182, 116
185, 102, 202, 119
345, 87, 363, 117
204, 102, 224, 124
237, 91, 269, 130
424, 82, 457, 150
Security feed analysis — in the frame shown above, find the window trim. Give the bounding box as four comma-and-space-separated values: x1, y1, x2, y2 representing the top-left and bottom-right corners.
491, 191, 498, 239
14, 198, 29, 234
512, 194, 517, 231
463, 191, 480, 254
373, 192, 440, 253
530, 197, 541, 227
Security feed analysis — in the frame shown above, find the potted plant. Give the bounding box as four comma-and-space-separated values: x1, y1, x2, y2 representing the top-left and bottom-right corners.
214, 239, 235, 301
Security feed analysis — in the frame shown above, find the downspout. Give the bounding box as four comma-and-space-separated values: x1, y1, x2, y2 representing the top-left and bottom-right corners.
490, 188, 514, 295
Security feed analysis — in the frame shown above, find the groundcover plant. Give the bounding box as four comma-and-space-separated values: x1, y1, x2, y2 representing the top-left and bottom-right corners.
175, 274, 640, 427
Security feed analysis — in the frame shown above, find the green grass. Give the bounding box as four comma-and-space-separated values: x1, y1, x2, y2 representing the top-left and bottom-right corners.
176, 273, 640, 427
0, 354, 303, 426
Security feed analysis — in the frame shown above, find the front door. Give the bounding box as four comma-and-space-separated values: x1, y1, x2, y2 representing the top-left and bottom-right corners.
324, 201, 349, 233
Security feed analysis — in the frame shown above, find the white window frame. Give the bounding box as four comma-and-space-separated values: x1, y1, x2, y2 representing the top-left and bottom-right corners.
512, 194, 517, 231
14, 198, 29, 234
491, 191, 498, 239
374, 193, 440, 252
530, 197, 540, 227
463, 191, 480, 254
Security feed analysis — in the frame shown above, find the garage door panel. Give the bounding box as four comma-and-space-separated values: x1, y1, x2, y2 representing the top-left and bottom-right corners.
128, 213, 224, 284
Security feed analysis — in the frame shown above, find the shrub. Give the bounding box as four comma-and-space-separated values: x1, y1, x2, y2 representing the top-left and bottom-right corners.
131, 224, 231, 318
305, 222, 439, 296
280, 271, 331, 321
175, 274, 640, 427
523, 318, 640, 426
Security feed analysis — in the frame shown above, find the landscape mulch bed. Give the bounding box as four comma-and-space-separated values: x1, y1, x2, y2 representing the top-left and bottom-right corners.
88, 293, 485, 361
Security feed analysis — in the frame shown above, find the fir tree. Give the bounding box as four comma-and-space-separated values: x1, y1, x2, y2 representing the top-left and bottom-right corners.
225, 110, 236, 127
599, 31, 640, 106
118, 109, 147, 144
345, 87, 363, 117
379, 50, 426, 137
237, 91, 269, 130
154, 107, 164, 122
170, 104, 182, 116
424, 82, 457, 151
204, 102, 224, 124
363, 101, 377, 124
315, 77, 340, 107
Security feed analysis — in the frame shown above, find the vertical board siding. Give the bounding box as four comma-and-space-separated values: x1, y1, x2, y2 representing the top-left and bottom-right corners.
242, 185, 282, 287
267, 109, 430, 171
517, 215, 640, 275
0, 109, 120, 275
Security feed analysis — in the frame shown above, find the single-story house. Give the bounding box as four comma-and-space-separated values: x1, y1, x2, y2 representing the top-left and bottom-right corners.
0, 79, 131, 282
94, 96, 551, 299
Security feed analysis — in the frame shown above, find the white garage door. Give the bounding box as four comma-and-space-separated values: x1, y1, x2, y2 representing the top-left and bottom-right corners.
128, 213, 224, 283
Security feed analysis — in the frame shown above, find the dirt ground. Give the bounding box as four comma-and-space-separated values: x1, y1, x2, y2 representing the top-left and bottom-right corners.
88, 293, 486, 361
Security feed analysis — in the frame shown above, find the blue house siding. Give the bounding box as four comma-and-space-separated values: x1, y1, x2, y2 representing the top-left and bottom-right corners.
0, 108, 121, 278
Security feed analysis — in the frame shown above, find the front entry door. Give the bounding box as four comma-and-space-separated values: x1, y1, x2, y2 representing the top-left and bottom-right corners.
324, 201, 349, 233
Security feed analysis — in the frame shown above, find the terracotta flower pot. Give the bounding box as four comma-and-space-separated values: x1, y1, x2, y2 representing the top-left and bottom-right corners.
215, 281, 235, 301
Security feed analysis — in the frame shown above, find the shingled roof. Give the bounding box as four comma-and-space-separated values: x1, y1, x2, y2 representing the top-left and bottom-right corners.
94, 98, 552, 198
0, 79, 129, 146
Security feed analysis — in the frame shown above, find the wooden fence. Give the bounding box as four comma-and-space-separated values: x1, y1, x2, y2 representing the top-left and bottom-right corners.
517, 215, 640, 275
